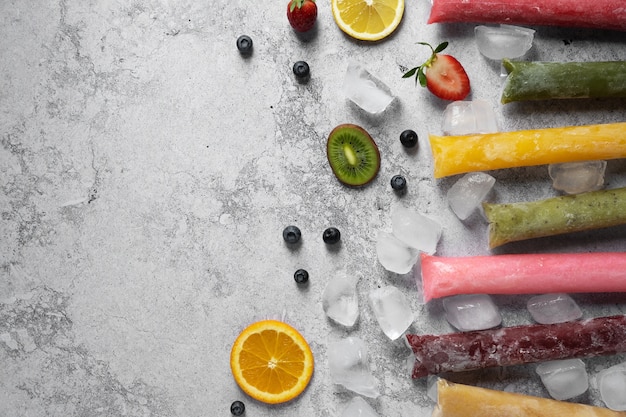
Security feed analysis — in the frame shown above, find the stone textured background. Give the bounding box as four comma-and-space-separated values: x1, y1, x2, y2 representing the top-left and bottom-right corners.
1, 1, 625, 416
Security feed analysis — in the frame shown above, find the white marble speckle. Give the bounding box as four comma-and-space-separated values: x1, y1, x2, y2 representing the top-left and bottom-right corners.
1, 0, 626, 416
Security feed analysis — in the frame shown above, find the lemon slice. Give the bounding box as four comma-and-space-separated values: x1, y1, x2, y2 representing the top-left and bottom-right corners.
331, 0, 405, 41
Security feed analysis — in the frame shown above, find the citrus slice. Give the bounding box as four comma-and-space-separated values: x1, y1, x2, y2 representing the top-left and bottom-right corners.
230, 320, 314, 404
331, 0, 405, 41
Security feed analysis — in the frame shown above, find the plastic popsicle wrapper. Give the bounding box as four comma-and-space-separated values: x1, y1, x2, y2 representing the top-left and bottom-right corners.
427, 0, 626, 32
433, 379, 626, 417
483, 187, 626, 248
501, 60, 626, 103
429, 123, 626, 178
420, 252, 626, 302
406, 315, 626, 378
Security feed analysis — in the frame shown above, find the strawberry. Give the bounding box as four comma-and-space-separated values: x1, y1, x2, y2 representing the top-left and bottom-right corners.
287, 0, 317, 33
403, 41, 470, 101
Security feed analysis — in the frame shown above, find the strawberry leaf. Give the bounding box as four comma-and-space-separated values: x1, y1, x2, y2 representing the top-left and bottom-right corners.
435, 42, 448, 53
402, 67, 419, 78
290, 1, 296, 12
418, 67, 427, 87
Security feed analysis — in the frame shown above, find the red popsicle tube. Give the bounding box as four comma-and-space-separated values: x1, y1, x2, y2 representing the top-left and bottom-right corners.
420, 252, 626, 302
407, 315, 626, 378
428, 0, 626, 32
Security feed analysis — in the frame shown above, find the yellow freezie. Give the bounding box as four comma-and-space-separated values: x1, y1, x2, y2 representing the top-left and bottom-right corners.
429, 122, 626, 178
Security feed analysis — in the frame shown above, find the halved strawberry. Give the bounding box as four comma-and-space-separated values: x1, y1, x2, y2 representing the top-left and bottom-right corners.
403, 41, 471, 101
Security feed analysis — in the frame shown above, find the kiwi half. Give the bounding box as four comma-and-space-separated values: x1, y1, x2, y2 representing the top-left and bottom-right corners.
326, 124, 381, 187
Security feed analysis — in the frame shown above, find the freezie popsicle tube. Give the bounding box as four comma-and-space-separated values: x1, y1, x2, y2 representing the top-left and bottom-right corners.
407, 315, 626, 378
428, 0, 626, 31
420, 252, 626, 302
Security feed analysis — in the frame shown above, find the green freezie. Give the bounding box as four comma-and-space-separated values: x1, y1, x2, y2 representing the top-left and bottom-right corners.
501, 59, 626, 103
483, 187, 626, 248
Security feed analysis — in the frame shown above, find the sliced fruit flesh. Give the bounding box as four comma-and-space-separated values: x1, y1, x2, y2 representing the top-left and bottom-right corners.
231, 320, 314, 404
327, 124, 380, 186
332, 0, 404, 40
343, 143, 358, 166
239, 330, 305, 393
338, 0, 400, 24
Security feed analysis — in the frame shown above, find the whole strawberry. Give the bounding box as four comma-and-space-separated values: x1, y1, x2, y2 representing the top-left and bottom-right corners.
403, 41, 470, 101
287, 0, 317, 33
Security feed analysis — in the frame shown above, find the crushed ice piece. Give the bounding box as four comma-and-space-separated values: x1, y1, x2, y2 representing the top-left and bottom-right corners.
369, 286, 414, 340
328, 337, 380, 398
442, 99, 499, 135
474, 24, 535, 60
426, 376, 440, 403
446, 172, 496, 220
548, 160, 607, 194
376, 231, 419, 274
391, 206, 442, 255
598, 362, 626, 411
526, 293, 582, 324
341, 397, 380, 417
536, 359, 588, 400
322, 272, 359, 327
405, 352, 417, 374
443, 294, 502, 331
343, 62, 395, 114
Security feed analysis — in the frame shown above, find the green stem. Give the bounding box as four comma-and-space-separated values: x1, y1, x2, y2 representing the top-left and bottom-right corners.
483, 187, 626, 248
501, 59, 626, 104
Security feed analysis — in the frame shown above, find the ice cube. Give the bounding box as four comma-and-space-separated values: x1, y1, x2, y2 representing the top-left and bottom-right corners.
343, 62, 394, 114
598, 362, 626, 411
536, 359, 588, 400
443, 294, 502, 331
369, 286, 414, 340
446, 172, 496, 220
442, 100, 499, 135
376, 231, 419, 274
328, 337, 380, 398
526, 293, 582, 324
548, 161, 607, 194
322, 272, 359, 327
341, 397, 380, 417
474, 24, 535, 60
391, 206, 442, 255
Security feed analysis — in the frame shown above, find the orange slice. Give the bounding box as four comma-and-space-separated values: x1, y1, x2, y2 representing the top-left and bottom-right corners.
230, 320, 314, 404
331, 0, 405, 41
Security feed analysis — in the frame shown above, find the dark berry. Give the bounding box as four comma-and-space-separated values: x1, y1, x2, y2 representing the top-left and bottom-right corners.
230, 401, 245, 416
400, 129, 418, 148
283, 225, 302, 244
293, 61, 310, 79
322, 227, 341, 244
390, 175, 407, 191
236, 35, 253, 55
294, 269, 309, 284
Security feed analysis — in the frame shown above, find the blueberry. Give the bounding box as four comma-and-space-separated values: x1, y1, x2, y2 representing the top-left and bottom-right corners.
294, 269, 309, 284
230, 401, 245, 416
293, 61, 310, 79
390, 175, 407, 191
236, 35, 253, 55
322, 227, 341, 244
283, 225, 302, 244
400, 129, 418, 148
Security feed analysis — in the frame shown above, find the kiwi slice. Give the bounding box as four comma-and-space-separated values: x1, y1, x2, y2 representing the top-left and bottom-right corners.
326, 124, 381, 186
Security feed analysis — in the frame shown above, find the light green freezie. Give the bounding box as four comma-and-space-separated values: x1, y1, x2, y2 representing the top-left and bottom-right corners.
501, 59, 626, 103
483, 187, 626, 248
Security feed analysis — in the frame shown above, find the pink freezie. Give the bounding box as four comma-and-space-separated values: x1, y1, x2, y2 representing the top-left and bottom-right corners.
420, 252, 626, 302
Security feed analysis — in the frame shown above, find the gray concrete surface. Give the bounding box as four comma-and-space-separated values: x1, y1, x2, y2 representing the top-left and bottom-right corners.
1, 1, 625, 416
